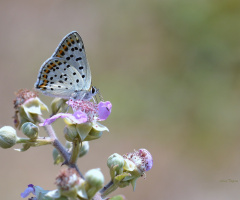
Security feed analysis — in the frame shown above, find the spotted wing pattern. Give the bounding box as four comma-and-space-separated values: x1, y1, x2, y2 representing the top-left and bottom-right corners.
52, 31, 91, 91
35, 57, 86, 99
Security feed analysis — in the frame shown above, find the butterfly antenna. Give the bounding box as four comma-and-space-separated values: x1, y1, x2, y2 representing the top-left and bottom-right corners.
98, 91, 104, 102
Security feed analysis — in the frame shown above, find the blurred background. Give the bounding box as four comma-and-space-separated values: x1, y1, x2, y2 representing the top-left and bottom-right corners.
0, 0, 240, 199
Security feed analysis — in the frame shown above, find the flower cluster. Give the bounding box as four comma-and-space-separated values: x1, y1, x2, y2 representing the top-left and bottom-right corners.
0, 88, 153, 200
21, 168, 104, 200
104, 149, 153, 196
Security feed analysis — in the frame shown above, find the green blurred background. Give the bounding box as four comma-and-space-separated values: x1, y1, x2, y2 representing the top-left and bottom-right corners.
1, 0, 240, 199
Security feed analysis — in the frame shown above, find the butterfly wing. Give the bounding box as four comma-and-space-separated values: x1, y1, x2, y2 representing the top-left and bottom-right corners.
35, 57, 87, 99
52, 31, 91, 91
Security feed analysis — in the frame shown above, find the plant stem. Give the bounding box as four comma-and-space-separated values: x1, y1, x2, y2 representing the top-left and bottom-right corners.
36, 115, 84, 179
100, 180, 117, 198
69, 138, 80, 165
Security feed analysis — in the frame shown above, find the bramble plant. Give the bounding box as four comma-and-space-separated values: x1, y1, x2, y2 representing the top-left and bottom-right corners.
0, 89, 153, 200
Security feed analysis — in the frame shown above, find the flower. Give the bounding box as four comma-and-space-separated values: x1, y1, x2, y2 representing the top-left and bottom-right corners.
123, 148, 153, 173
46, 168, 86, 199
39, 100, 111, 142
21, 184, 52, 200
98, 101, 112, 121
21, 184, 35, 198
39, 110, 88, 126
103, 149, 153, 197
13, 89, 48, 128
40, 100, 111, 126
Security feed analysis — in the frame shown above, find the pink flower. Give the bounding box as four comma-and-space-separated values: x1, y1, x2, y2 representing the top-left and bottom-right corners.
123, 148, 153, 172
98, 101, 112, 121
39, 101, 112, 126
39, 111, 88, 126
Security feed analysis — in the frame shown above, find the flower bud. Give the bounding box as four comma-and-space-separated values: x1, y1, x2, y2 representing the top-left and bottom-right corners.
79, 141, 89, 157
0, 126, 17, 148
107, 153, 124, 175
64, 125, 78, 142
51, 98, 68, 116
85, 168, 104, 199
21, 122, 38, 139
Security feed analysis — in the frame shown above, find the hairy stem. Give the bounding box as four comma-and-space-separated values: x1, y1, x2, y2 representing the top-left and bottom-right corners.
36, 115, 84, 179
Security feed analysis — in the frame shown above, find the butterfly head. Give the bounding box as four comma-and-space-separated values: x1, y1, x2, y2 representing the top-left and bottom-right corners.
80, 86, 99, 101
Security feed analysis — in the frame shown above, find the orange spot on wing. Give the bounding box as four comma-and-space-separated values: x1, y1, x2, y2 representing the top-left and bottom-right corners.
44, 69, 50, 73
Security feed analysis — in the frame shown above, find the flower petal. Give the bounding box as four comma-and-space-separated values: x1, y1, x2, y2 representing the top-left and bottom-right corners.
21, 184, 35, 198
39, 111, 88, 126
98, 101, 112, 121
139, 149, 153, 171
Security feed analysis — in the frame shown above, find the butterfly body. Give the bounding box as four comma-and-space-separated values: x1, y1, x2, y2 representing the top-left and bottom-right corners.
35, 31, 98, 100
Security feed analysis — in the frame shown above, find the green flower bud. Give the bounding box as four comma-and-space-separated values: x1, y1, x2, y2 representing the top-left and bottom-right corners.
51, 98, 68, 116
21, 122, 38, 139
79, 141, 89, 157
0, 126, 17, 149
85, 168, 104, 199
107, 153, 124, 170
107, 153, 124, 179
64, 125, 78, 142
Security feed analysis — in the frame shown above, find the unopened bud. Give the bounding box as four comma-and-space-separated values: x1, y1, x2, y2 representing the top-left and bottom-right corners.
107, 153, 124, 174
21, 122, 38, 139
85, 168, 104, 199
64, 125, 78, 142
0, 126, 17, 148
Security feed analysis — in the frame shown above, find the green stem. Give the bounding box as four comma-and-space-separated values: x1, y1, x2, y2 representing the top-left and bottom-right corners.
16, 137, 52, 145
100, 180, 118, 198
69, 139, 80, 165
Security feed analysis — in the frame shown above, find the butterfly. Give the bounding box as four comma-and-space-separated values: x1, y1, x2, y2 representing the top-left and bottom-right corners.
35, 31, 98, 101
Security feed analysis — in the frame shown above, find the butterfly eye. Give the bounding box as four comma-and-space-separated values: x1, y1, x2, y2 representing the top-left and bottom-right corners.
91, 87, 95, 94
